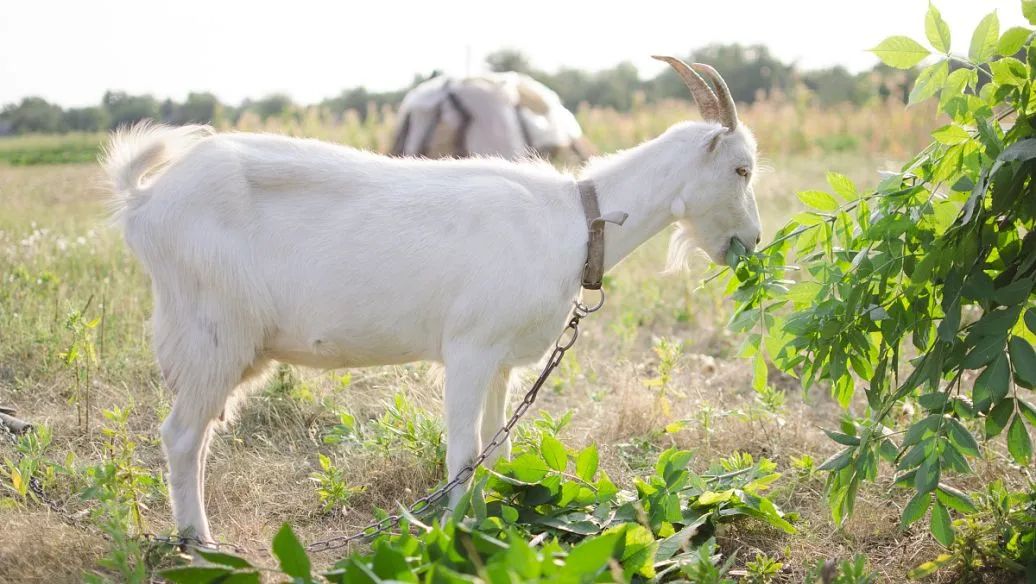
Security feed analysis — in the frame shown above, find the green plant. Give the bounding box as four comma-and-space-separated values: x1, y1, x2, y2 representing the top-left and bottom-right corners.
81, 406, 163, 534
61, 296, 100, 433
79, 407, 167, 582
644, 337, 684, 415
745, 551, 783, 583
0, 424, 59, 502
160, 437, 795, 583
310, 453, 364, 513
717, 2, 1036, 578
363, 393, 446, 473
803, 555, 875, 584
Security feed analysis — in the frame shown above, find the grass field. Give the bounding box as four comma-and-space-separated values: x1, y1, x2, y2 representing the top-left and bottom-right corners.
0, 100, 996, 582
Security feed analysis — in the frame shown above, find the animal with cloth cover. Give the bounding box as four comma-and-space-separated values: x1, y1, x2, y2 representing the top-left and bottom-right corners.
103, 56, 762, 545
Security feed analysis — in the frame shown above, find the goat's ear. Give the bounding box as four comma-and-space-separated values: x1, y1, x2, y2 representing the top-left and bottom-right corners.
704, 127, 726, 153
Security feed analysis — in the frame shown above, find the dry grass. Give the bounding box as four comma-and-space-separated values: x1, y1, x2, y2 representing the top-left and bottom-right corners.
0, 103, 1014, 582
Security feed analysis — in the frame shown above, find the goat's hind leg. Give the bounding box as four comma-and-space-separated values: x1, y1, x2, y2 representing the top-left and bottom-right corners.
156, 316, 262, 546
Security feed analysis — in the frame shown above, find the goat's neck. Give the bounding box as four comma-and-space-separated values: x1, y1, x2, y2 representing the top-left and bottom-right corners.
582, 135, 686, 271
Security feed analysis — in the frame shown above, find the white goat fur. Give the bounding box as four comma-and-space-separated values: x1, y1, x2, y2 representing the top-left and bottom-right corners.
395, 72, 585, 159
104, 111, 761, 542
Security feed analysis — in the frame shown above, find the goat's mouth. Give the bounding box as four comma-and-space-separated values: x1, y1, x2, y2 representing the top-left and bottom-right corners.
724, 237, 750, 268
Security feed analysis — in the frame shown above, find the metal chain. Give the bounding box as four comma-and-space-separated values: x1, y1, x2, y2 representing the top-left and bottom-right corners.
3, 291, 603, 558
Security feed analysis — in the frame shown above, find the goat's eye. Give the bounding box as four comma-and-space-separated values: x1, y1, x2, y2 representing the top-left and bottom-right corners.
736, 167, 749, 178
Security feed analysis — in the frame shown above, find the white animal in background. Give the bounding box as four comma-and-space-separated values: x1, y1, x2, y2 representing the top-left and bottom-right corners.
390, 72, 592, 161
103, 56, 761, 545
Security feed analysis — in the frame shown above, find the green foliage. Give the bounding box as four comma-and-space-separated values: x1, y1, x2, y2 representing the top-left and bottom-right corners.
310, 453, 365, 513
80, 407, 171, 582
0, 424, 58, 502
60, 296, 101, 432
719, 3, 1036, 579
161, 439, 794, 583
803, 555, 876, 584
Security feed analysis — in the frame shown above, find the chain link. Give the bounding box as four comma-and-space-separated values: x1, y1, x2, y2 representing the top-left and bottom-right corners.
2, 290, 603, 557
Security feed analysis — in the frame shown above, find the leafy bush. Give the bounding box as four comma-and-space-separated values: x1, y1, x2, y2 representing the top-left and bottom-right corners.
722, 2, 1036, 579
159, 434, 795, 583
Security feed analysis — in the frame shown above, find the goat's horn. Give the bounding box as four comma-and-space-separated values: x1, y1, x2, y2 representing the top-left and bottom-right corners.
690, 63, 738, 131
652, 55, 719, 123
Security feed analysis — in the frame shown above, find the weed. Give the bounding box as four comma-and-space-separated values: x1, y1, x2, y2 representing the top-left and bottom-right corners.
310, 453, 365, 513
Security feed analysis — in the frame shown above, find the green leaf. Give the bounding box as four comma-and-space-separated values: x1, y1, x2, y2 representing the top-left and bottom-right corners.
752, 352, 767, 391
931, 124, 971, 145
969, 12, 1000, 62
1027, 308, 1036, 334
817, 447, 854, 472
1007, 415, 1032, 464
824, 429, 861, 446
974, 353, 1010, 411
930, 501, 954, 547
915, 458, 940, 494
272, 523, 312, 581
161, 567, 233, 584
936, 484, 978, 513
901, 491, 931, 527
541, 435, 567, 472
964, 334, 1008, 371
910, 60, 950, 104
195, 550, 254, 569
998, 26, 1032, 56
562, 531, 620, 578
1009, 336, 1036, 388
1026, 1, 1036, 26
797, 190, 839, 212
621, 524, 658, 579
826, 172, 859, 200
908, 554, 955, 579
871, 36, 931, 69
945, 418, 980, 457
992, 278, 1032, 305
986, 398, 1015, 438
371, 540, 414, 581
575, 444, 599, 482
697, 489, 735, 506
925, 3, 952, 53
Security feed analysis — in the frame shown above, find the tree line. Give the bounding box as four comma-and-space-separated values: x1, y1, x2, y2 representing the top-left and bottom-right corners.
1, 44, 917, 136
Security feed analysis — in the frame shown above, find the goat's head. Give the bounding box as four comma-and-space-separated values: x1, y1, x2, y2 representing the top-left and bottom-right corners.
653, 56, 762, 266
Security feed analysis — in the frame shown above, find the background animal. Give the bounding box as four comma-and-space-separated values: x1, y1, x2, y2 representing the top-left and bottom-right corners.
390, 72, 592, 161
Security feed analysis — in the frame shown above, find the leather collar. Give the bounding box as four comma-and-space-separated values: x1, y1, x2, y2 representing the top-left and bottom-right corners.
576, 179, 628, 290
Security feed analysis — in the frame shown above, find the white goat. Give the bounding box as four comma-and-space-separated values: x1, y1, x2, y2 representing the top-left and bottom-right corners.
391, 72, 591, 160
103, 56, 761, 544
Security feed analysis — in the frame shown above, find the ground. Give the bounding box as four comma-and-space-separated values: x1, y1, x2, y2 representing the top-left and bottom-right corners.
0, 135, 1010, 582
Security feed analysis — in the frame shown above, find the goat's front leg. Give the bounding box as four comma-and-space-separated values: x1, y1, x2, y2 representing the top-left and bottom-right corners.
442, 346, 503, 512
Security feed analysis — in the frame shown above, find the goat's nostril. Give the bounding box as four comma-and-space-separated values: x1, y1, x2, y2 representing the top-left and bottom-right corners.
756, 235, 761, 245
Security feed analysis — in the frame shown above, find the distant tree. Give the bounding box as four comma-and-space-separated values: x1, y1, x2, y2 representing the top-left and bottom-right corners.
486, 49, 534, 74
650, 44, 793, 104
0, 97, 65, 133
176, 92, 223, 125
103, 91, 159, 129
63, 106, 108, 132
801, 66, 869, 106
250, 93, 295, 120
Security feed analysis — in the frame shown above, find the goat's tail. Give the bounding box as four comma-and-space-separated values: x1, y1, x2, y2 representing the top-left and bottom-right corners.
102, 121, 214, 220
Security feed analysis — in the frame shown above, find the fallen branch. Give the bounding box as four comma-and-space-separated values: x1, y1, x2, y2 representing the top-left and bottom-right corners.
0, 411, 33, 435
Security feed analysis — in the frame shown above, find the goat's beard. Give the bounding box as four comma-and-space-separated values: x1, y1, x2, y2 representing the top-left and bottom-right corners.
664, 220, 701, 273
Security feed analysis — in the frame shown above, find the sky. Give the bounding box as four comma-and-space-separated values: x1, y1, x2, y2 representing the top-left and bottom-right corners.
1, 0, 1026, 108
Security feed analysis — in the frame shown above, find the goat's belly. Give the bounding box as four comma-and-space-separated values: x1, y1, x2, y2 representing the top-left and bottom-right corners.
264, 332, 432, 369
